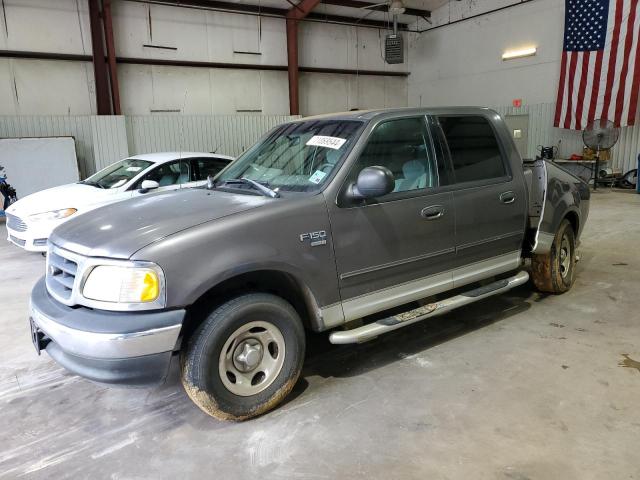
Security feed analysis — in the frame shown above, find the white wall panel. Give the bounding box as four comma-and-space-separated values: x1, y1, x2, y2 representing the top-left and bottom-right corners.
299, 21, 353, 70
147, 4, 209, 60
211, 70, 262, 113
150, 66, 213, 113
10, 59, 96, 115
257, 18, 287, 66
2, 0, 89, 54
408, 0, 564, 107
300, 73, 350, 114
111, 1, 151, 58
260, 71, 290, 115
231, 13, 261, 54
0, 60, 17, 115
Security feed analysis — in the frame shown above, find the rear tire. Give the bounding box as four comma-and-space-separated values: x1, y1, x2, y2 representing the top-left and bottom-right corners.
181, 293, 305, 421
531, 219, 576, 294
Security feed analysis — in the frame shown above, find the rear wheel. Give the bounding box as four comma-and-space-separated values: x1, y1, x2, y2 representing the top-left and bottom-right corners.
531, 219, 576, 294
181, 293, 305, 421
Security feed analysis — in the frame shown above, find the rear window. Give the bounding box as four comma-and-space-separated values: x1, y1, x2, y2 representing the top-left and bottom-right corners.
438, 116, 507, 184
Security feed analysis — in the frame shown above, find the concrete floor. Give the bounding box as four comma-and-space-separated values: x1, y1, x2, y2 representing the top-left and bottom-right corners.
1, 190, 639, 479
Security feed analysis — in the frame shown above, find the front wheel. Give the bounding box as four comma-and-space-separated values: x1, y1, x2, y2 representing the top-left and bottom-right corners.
531, 219, 576, 294
181, 293, 305, 421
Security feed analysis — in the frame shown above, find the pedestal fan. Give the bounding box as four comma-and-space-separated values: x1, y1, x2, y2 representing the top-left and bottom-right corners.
582, 119, 620, 190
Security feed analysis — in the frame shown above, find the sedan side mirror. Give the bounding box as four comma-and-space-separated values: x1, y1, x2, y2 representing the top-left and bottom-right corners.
347, 166, 395, 200
139, 179, 160, 193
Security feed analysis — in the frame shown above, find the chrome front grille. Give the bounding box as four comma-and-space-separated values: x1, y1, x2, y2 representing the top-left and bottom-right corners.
6, 213, 27, 232
46, 246, 80, 303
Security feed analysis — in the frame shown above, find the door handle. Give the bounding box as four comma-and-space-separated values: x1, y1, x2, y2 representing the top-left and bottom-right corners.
421, 205, 446, 220
500, 191, 516, 204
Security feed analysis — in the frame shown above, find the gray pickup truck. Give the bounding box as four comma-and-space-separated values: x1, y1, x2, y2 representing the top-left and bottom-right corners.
29, 108, 590, 420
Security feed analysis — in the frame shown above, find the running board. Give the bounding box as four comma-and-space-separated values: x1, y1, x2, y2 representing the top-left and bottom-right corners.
329, 271, 530, 345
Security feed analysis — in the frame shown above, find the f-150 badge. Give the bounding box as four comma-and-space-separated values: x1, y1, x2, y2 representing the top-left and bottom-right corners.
299, 230, 327, 247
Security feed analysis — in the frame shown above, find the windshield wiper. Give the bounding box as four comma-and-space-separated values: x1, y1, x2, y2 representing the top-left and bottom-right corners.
218, 178, 280, 198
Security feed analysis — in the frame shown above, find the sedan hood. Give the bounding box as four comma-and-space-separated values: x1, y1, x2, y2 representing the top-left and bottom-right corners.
6, 183, 116, 217
49, 188, 268, 259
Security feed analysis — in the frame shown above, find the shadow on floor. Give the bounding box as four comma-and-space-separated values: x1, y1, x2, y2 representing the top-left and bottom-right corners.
296, 284, 534, 390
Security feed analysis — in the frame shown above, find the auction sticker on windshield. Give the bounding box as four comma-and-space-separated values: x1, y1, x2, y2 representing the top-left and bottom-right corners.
306, 136, 347, 150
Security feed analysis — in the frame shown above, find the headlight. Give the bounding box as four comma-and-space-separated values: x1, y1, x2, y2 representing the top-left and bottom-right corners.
29, 208, 77, 222
82, 264, 164, 305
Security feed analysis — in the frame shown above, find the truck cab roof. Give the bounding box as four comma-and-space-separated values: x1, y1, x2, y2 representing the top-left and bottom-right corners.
296, 106, 501, 123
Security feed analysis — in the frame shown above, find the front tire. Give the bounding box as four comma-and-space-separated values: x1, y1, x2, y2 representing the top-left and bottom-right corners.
531, 219, 576, 294
181, 293, 305, 421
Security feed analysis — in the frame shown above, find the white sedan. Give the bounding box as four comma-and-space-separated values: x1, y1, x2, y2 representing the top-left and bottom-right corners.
5, 152, 233, 252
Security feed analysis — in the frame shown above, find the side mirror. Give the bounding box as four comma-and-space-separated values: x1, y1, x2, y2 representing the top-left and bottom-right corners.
139, 179, 159, 193
347, 166, 395, 200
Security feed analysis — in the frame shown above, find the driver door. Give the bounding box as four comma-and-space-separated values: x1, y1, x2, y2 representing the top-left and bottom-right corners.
327, 115, 457, 321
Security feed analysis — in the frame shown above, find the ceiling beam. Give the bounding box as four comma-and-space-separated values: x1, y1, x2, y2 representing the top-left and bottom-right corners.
320, 0, 431, 18
124, 0, 408, 29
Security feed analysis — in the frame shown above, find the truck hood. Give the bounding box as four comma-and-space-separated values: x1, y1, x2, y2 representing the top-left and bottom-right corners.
49, 188, 268, 259
6, 183, 118, 217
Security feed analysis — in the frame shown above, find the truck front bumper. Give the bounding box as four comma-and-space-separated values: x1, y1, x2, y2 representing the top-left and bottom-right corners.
29, 278, 185, 386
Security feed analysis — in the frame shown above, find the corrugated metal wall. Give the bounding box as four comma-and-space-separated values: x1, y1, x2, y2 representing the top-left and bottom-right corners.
0, 114, 299, 178
495, 103, 638, 173
90, 116, 129, 173
2, 109, 636, 176
125, 115, 297, 158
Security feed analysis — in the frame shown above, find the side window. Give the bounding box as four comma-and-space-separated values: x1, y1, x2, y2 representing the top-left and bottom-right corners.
136, 160, 190, 188
354, 117, 439, 193
192, 158, 230, 181
438, 116, 507, 184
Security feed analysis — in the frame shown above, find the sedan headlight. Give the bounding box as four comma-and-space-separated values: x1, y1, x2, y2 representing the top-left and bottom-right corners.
29, 208, 77, 222
82, 264, 165, 306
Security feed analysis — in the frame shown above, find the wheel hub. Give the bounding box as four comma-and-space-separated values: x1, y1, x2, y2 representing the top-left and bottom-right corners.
559, 234, 571, 278
233, 340, 263, 372
218, 320, 286, 397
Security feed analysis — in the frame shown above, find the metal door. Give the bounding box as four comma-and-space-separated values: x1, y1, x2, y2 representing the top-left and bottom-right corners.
504, 114, 530, 159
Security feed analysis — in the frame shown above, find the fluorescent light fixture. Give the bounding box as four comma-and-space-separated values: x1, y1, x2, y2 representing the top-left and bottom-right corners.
502, 46, 537, 61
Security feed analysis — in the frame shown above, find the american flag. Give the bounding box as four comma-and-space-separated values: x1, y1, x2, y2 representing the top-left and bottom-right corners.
554, 0, 640, 129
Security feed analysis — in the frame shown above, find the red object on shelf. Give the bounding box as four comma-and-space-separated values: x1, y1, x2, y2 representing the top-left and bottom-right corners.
570, 154, 584, 160
513, 99, 523, 108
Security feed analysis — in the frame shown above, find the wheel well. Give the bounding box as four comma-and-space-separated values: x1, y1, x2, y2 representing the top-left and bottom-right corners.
180, 270, 316, 346
564, 211, 579, 234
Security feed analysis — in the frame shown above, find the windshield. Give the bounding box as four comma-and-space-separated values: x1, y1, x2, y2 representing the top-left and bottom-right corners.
217, 119, 364, 192
83, 159, 153, 189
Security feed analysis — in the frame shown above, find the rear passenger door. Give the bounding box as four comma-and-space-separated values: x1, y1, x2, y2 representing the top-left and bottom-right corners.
434, 114, 527, 287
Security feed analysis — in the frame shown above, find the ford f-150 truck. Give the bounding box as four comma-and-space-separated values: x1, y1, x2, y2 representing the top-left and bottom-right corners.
29, 108, 590, 421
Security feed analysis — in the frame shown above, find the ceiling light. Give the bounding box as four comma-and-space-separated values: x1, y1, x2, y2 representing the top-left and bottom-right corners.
502, 46, 537, 61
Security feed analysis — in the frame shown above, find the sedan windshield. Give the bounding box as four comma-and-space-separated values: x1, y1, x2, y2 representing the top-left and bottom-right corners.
217, 119, 364, 193
83, 159, 153, 189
